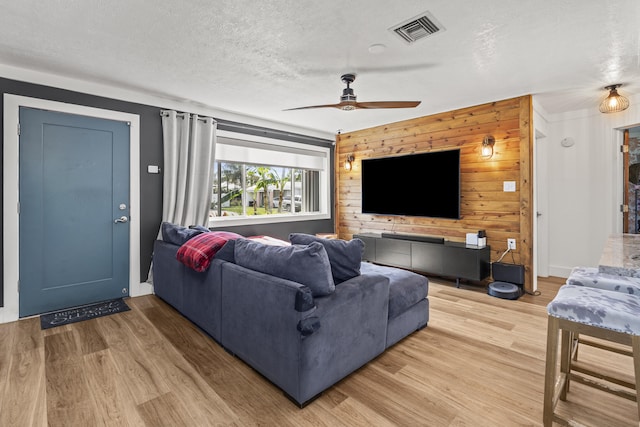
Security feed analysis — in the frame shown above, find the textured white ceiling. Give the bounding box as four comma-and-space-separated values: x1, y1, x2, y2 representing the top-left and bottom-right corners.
0, 0, 638, 135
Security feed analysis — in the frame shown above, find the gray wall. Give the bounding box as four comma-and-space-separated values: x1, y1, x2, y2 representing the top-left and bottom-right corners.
0, 77, 335, 307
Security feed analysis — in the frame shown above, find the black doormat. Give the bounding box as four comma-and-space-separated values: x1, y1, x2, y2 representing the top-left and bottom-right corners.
40, 298, 130, 330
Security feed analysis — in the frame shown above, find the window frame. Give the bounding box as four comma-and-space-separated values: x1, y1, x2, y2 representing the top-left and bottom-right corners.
208, 130, 331, 227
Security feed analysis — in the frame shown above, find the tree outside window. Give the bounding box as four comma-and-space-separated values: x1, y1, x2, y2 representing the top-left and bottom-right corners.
210, 162, 316, 219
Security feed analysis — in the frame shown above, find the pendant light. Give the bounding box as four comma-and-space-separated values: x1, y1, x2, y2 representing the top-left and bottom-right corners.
599, 84, 630, 114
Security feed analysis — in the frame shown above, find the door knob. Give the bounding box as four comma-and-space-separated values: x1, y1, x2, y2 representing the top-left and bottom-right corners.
114, 216, 129, 223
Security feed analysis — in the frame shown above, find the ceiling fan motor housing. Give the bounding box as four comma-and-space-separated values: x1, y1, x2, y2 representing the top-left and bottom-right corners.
341, 87, 356, 102
340, 73, 357, 105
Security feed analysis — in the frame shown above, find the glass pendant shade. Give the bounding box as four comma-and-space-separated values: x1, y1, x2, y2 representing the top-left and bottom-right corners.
481, 136, 495, 158
599, 85, 630, 114
344, 155, 354, 171
481, 144, 493, 158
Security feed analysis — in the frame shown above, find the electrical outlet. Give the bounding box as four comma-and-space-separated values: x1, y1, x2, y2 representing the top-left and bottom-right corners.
507, 239, 516, 250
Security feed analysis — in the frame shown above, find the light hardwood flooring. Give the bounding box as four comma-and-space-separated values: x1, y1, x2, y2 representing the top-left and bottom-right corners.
0, 276, 636, 426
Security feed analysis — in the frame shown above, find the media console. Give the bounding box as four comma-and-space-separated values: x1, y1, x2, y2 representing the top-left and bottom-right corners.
381, 232, 445, 244
355, 233, 490, 286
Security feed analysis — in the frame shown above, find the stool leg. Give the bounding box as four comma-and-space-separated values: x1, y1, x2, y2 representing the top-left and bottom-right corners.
632, 336, 640, 423
567, 331, 579, 394
560, 329, 571, 400
544, 315, 560, 427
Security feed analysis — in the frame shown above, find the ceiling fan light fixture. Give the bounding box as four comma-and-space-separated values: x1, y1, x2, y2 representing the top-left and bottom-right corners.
599, 84, 630, 114
341, 104, 356, 111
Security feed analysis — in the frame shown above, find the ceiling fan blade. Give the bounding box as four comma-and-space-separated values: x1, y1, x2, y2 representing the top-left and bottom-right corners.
283, 103, 344, 111
355, 101, 421, 109
284, 73, 422, 112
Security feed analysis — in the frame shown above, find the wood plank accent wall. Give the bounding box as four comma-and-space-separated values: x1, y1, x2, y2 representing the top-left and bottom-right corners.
336, 95, 534, 291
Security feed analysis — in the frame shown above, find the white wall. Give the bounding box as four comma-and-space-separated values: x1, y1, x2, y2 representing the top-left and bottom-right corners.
535, 95, 640, 278
533, 101, 550, 280
0, 63, 334, 141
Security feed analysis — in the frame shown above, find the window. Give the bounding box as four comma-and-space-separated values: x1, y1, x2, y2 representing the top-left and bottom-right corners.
211, 163, 320, 216
209, 130, 330, 226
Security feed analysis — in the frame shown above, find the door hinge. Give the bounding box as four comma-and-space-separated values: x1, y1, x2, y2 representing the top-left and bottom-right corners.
17, 280, 19, 292
621, 145, 629, 153
17, 201, 19, 214
17, 123, 20, 136
621, 204, 629, 213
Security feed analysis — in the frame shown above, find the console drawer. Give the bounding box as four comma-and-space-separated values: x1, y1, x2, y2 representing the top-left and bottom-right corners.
376, 238, 411, 268
411, 242, 444, 275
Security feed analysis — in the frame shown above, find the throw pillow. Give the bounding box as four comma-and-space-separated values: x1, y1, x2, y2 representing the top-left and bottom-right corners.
214, 239, 236, 263
289, 233, 364, 284
234, 238, 335, 297
161, 222, 206, 246
176, 231, 243, 272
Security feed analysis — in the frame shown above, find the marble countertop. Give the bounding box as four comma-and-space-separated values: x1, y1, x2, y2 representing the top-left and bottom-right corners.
599, 233, 640, 278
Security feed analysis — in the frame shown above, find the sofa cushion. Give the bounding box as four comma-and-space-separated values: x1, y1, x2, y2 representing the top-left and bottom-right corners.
215, 236, 290, 264
177, 231, 243, 272
189, 225, 211, 233
214, 239, 236, 263
161, 221, 207, 246
289, 233, 364, 284
234, 238, 335, 296
360, 262, 428, 319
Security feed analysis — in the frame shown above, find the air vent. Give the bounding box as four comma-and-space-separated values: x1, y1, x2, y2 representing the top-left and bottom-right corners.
391, 12, 443, 44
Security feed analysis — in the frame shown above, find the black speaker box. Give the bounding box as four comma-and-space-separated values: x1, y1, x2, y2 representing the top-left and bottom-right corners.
491, 262, 525, 285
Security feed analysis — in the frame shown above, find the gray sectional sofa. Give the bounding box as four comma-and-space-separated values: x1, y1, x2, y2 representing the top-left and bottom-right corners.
152, 227, 429, 406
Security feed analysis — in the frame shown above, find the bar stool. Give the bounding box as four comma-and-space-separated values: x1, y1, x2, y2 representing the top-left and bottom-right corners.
565, 267, 640, 360
566, 266, 640, 295
543, 284, 640, 426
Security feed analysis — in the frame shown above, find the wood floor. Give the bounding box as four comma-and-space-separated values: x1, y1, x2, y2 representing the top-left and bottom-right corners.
0, 276, 636, 426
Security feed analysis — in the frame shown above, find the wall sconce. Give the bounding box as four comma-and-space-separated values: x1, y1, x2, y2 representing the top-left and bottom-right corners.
599, 84, 630, 114
481, 136, 495, 158
344, 154, 355, 171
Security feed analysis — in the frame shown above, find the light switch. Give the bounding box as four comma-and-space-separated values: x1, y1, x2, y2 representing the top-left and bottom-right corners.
503, 181, 516, 192
147, 165, 160, 174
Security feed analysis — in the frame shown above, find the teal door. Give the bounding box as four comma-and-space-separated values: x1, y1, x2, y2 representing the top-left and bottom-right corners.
19, 107, 130, 317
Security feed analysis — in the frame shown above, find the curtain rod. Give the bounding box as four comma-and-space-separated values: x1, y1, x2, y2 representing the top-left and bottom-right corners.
160, 110, 216, 123
217, 120, 333, 146
160, 110, 332, 146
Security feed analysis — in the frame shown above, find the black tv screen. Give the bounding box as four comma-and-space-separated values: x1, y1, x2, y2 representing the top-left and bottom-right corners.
361, 149, 461, 219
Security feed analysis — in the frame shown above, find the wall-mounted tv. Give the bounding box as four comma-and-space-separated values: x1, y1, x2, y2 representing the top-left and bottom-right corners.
361, 149, 461, 219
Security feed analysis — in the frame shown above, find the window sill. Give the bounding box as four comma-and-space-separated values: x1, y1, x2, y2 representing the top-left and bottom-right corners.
208, 212, 330, 228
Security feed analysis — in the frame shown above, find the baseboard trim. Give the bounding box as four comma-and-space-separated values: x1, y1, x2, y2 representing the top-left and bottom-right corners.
548, 265, 573, 279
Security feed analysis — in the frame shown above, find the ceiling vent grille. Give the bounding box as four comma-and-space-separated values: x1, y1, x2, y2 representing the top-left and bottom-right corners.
391, 12, 443, 44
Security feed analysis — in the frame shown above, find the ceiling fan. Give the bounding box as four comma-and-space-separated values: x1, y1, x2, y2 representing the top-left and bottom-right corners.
284, 73, 421, 111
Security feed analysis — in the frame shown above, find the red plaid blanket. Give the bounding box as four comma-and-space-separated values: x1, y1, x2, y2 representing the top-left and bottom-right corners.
176, 231, 242, 272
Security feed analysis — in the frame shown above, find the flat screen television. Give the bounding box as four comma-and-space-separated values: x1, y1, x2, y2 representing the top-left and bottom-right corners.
361, 149, 461, 219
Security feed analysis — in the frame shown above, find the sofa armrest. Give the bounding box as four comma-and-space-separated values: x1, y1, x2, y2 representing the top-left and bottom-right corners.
218, 262, 315, 401
153, 239, 227, 341
298, 273, 390, 403
219, 262, 389, 405
153, 240, 184, 311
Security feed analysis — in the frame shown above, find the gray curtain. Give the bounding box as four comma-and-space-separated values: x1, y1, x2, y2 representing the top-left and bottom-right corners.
148, 110, 217, 282
161, 110, 217, 226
